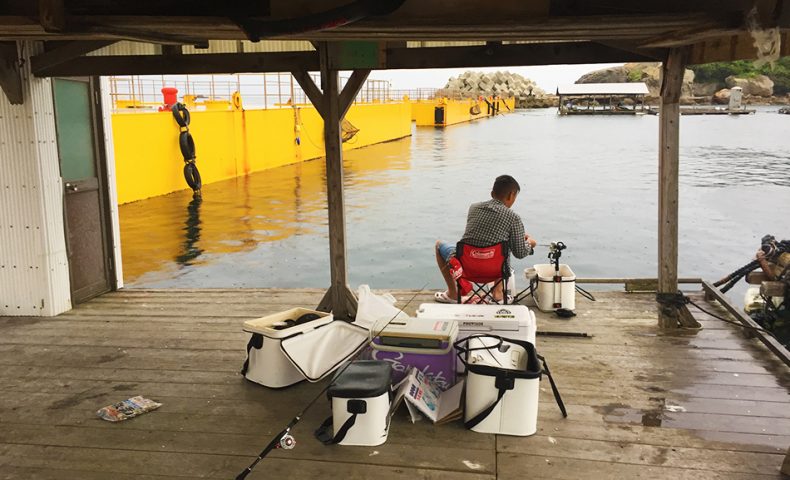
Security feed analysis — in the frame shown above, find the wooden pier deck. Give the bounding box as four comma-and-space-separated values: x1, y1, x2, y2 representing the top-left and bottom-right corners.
0, 288, 788, 479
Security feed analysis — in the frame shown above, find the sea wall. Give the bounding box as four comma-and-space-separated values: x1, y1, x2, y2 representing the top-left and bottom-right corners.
411, 97, 515, 127
112, 101, 412, 204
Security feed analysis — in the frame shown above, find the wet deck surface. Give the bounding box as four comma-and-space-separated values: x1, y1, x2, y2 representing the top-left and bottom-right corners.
0, 289, 788, 479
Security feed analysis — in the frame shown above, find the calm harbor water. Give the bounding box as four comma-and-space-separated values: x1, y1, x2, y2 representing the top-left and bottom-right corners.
120, 107, 790, 302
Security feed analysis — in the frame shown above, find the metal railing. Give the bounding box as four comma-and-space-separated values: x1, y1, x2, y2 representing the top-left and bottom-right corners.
109, 73, 393, 110
388, 88, 503, 101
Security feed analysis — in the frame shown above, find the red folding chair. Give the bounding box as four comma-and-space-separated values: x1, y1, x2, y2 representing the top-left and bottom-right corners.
455, 241, 511, 304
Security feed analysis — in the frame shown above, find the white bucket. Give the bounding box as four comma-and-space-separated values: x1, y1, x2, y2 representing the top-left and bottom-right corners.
325, 361, 392, 446
459, 335, 541, 436
533, 263, 576, 312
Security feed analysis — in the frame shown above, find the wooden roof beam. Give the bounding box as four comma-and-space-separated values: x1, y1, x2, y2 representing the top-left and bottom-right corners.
32, 50, 320, 76
688, 31, 790, 63
30, 40, 115, 74
0, 12, 741, 42
384, 42, 659, 69
31, 42, 661, 77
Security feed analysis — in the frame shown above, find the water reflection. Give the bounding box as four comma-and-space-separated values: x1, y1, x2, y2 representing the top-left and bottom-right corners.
119, 136, 412, 285
174, 196, 204, 266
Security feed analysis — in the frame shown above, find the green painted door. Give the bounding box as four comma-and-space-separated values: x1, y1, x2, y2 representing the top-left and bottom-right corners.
53, 78, 113, 302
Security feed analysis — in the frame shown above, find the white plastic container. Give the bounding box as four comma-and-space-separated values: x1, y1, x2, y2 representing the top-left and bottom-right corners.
326, 361, 392, 446
460, 335, 541, 436
534, 263, 576, 312
242, 308, 369, 388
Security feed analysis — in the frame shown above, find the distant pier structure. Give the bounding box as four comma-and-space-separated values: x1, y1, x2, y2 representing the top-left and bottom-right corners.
557, 83, 649, 115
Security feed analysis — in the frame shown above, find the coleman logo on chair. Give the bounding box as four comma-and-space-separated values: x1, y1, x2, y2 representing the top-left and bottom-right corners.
470, 250, 495, 259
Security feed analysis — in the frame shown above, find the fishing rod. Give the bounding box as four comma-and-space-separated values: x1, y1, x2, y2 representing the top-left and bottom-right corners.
235, 282, 429, 480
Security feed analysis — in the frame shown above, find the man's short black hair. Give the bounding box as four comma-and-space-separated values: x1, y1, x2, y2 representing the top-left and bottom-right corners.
492, 175, 521, 198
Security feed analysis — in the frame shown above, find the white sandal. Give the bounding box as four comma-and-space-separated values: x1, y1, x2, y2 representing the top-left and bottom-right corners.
434, 291, 457, 304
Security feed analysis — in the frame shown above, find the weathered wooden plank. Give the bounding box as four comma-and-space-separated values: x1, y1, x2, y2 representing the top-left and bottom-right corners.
0, 465, 178, 480
4, 393, 789, 440
0, 342, 781, 377
496, 453, 780, 480
536, 419, 790, 454
3, 386, 785, 456
0, 444, 495, 480
0, 424, 496, 474
0, 343, 782, 378
499, 435, 785, 475
3, 324, 781, 352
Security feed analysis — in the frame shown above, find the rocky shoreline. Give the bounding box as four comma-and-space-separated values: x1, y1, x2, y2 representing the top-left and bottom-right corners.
575, 62, 790, 106
438, 66, 790, 109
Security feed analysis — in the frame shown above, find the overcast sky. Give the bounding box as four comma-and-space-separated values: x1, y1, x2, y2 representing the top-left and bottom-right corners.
368, 63, 624, 92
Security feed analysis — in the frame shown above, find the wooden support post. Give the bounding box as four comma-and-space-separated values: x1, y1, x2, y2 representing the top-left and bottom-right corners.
782, 446, 790, 476
0, 41, 22, 105
657, 47, 691, 328
293, 44, 370, 320
321, 52, 353, 320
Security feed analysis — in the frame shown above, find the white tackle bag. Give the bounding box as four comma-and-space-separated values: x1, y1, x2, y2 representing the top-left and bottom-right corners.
455, 335, 567, 436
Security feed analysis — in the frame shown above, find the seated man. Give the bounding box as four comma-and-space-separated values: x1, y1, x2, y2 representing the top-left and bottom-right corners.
434, 174, 536, 303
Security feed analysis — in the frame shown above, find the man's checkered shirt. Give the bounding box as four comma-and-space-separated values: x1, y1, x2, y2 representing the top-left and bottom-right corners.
460, 198, 532, 258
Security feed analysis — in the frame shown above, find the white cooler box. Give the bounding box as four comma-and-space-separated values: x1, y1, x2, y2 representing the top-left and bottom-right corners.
456, 335, 566, 436
415, 304, 536, 343
533, 263, 576, 312
316, 361, 393, 446
241, 308, 369, 388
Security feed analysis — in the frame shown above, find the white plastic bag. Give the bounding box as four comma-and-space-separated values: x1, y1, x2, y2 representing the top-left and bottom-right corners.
354, 285, 408, 330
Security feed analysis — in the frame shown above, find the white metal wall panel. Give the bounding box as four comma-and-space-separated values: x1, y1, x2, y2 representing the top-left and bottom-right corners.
241, 40, 314, 52
99, 76, 124, 289
87, 40, 313, 56
88, 41, 158, 56
406, 41, 486, 48
0, 41, 71, 316
183, 40, 240, 54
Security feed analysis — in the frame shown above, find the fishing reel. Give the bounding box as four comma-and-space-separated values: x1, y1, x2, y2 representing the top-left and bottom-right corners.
548, 242, 566, 263
278, 432, 296, 450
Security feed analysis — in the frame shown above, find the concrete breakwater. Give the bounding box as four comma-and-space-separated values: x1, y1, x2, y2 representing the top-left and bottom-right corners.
440, 71, 557, 108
